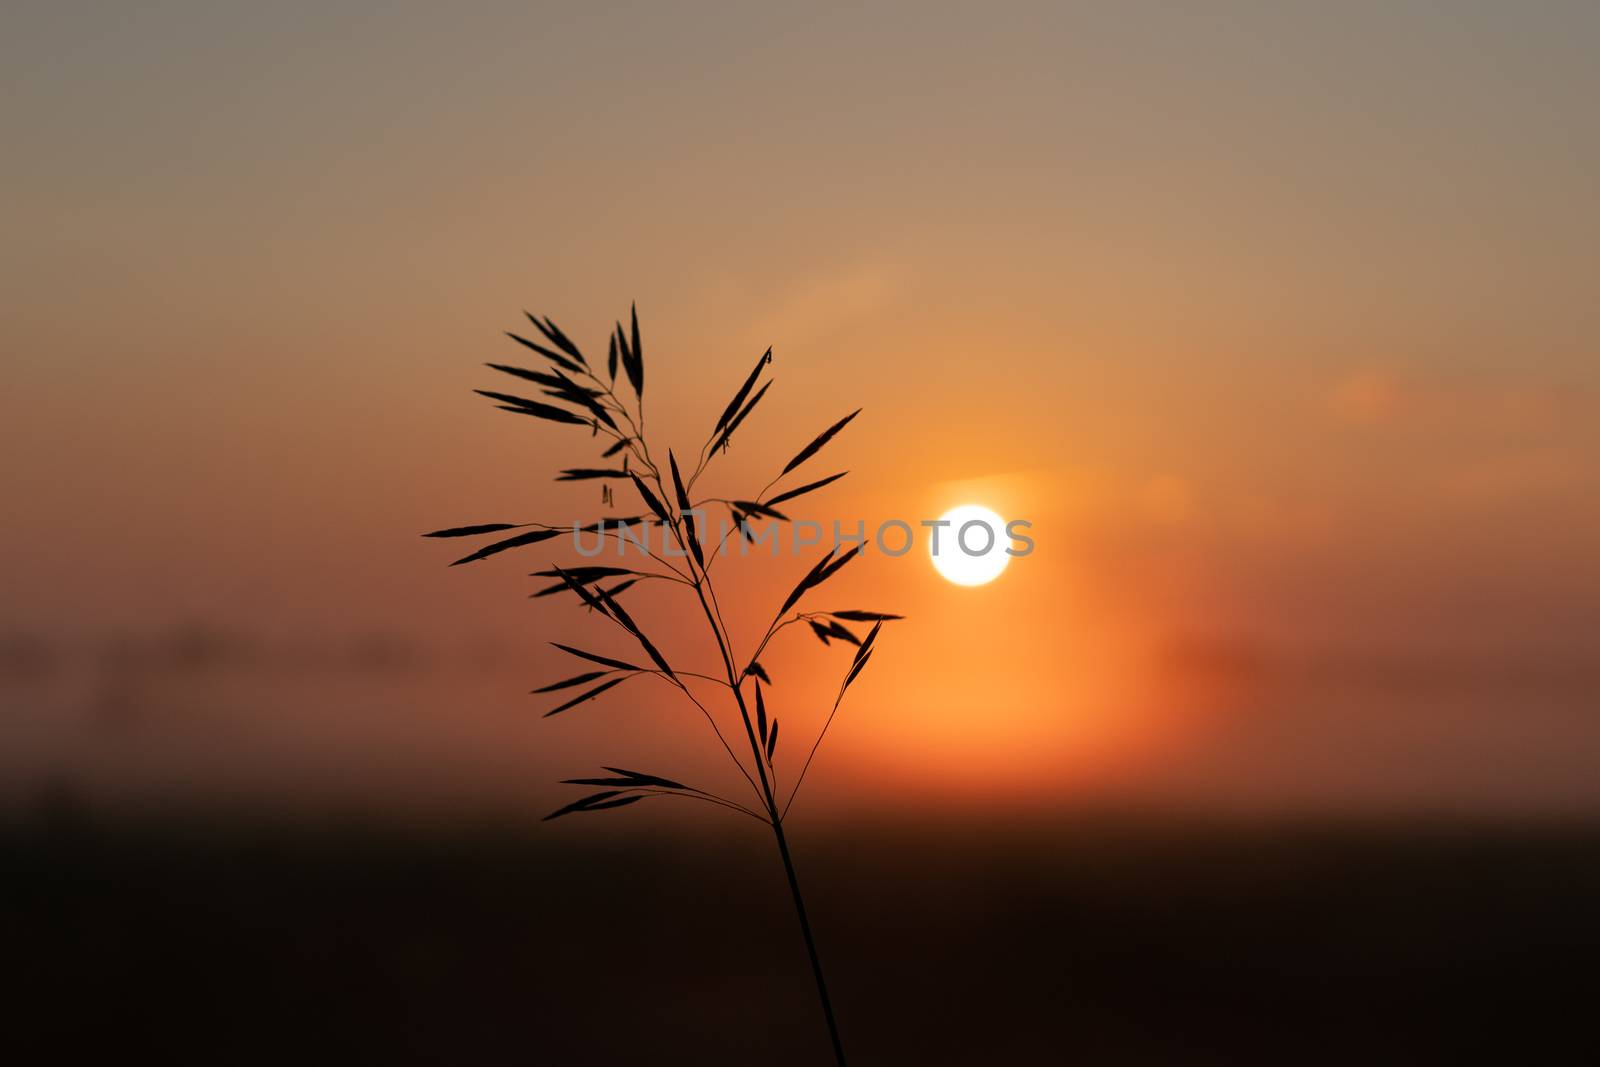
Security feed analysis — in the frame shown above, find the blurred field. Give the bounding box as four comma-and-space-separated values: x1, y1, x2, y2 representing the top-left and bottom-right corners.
7, 808, 1597, 1064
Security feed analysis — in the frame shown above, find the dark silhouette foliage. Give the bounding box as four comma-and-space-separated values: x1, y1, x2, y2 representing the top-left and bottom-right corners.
425, 306, 900, 1065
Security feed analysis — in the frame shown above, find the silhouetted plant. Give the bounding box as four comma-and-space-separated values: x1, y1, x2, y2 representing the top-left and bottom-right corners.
424, 306, 899, 1065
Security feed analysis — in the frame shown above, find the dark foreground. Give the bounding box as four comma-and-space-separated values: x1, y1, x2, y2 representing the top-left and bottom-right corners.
6, 811, 1597, 1064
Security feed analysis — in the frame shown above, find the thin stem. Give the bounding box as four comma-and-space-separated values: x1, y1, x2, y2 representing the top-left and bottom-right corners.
590, 523, 695, 584
701, 566, 739, 666
671, 505, 848, 1065
591, 374, 846, 1063
749, 611, 829, 670
781, 679, 849, 821
576, 368, 648, 459
613, 786, 769, 825
772, 816, 847, 1065
501, 520, 693, 586
692, 502, 762, 579
687, 421, 731, 490
532, 571, 689, 602
641, 667, 730, 688
564, 585, 759, 804
657, 673, 765, 807
698, 509, 739, 578
575, 379, 770, 816
754, 468, 790, 504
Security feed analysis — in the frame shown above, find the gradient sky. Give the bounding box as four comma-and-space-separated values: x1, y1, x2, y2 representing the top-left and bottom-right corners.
4, 1, 1598, 818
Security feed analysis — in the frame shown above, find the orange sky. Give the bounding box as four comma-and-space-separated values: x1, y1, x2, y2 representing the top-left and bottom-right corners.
3, 2, 1598, 819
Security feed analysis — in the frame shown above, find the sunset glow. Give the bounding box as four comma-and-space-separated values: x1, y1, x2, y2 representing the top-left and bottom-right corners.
1, 3, 1595, 824
929, 504, 1011, 586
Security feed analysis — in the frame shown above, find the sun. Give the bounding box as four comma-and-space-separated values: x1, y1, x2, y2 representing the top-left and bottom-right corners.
929, 504, 1010, 586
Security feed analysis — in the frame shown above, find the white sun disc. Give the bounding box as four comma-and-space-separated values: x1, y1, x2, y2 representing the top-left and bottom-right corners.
930, 504, 1010, 586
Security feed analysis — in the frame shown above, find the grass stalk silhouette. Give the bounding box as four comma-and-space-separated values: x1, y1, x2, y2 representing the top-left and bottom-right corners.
425, 306, 900, 1064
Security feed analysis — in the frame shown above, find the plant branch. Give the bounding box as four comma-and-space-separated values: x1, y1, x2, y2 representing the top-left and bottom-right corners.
621, 786, 770, 825
781, 675, 852, 821
647, 672, 764, 807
